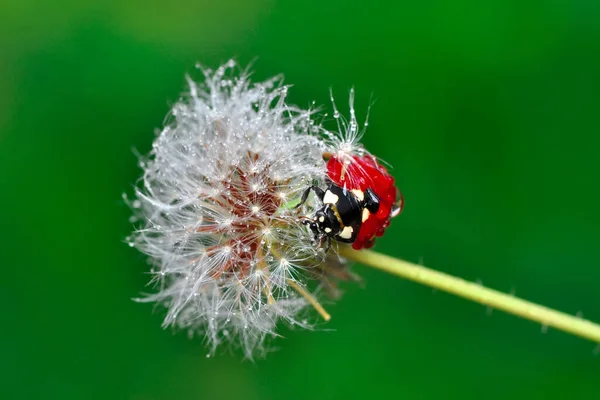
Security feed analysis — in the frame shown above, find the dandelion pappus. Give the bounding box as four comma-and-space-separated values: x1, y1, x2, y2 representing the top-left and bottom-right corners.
297, 152, 403, 251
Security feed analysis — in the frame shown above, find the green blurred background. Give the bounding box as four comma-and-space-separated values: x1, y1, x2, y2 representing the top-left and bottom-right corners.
1, 1, 599, 399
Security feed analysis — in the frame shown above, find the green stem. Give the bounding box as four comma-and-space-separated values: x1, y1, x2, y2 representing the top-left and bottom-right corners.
339, 247, 600, 344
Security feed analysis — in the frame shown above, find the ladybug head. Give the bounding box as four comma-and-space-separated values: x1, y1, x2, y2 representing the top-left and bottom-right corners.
303, 204, 342, 241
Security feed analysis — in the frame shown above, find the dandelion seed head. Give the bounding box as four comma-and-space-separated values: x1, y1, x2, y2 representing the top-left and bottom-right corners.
127, 61, 349, 358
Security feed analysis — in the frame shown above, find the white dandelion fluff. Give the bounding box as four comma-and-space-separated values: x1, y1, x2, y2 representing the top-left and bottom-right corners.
127, 61, 355, 358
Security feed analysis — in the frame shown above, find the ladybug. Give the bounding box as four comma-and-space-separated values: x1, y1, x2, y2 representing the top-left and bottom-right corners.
296, 182, 381, 250
297, 153, 403, 250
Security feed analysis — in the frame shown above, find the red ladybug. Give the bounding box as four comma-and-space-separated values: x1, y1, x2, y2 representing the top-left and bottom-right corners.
296, 152, 403, 251
326, 154, 403, 249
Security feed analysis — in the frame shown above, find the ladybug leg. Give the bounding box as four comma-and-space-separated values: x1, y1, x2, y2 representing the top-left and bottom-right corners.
316, 234, 333, 253
363, 188, 381, 213
314, 232, 324, 248
312, 186, 325, 201
324, 236, 332, 253
294, 187, 311, 209
294, 185, 325, 209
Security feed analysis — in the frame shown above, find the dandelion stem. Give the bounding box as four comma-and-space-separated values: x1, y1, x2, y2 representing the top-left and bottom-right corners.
339, 247, 600, 344
287, 279, 331, 321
